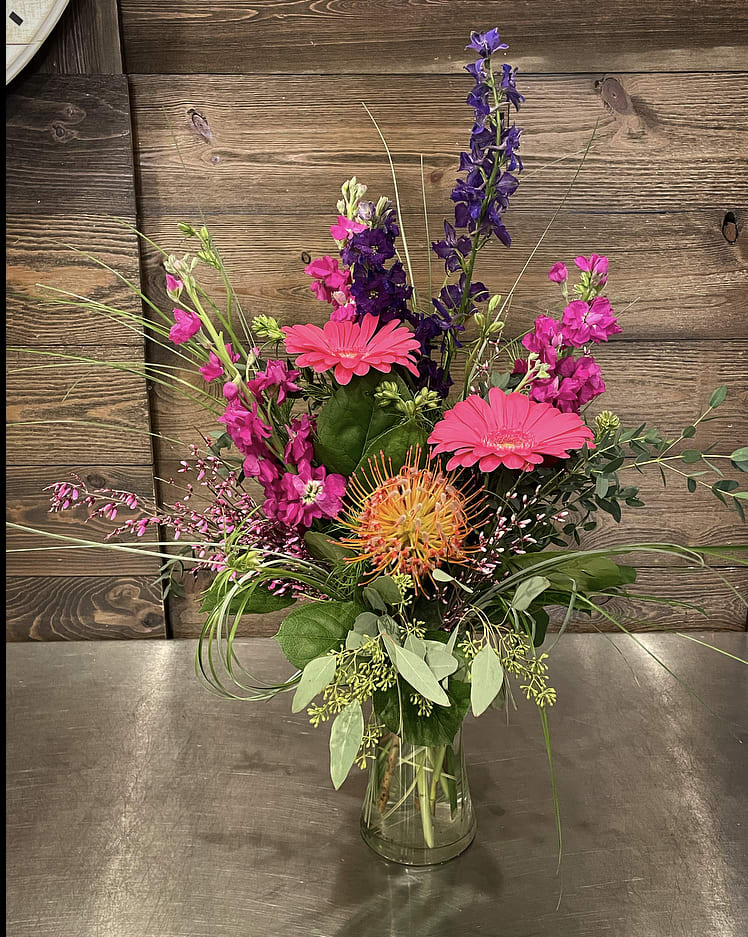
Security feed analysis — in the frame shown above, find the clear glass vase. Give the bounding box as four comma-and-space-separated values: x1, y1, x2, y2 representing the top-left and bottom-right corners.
360, 728, 476, 865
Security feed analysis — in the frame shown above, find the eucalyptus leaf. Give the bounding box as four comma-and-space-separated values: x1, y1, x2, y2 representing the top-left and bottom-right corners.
709, 385, 727, 408
681, 449, 702, 464
730, 446, 748, 472
470, 645, 504, 717
376, 614, 400, 639
374, 678, 469, 746
362, 586, 386, 612
345, 630, 366, 651
369, 575, 402, 605
424, 642, 459, 681
404, 633, 427, 658
291, 655, 337, 713
329, 701, 364, 789
353, 612, 379, 635
383, 635, 450, 706
511, 575, 551, 612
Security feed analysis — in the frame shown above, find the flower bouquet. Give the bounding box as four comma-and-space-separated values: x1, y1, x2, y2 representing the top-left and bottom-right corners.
13, 27, 747, 866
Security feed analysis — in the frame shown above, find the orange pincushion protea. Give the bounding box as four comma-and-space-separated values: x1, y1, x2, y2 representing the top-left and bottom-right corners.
341, 452, 481, 590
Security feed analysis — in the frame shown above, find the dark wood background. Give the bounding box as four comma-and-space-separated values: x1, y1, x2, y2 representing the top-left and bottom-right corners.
6, 0, 748, 639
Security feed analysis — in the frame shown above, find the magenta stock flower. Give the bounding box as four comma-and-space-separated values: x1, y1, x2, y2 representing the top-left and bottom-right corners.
574, 254, 609, 283
522, 315, 564, 366
169, 307, 201, 344
218, 397, 272, 455
248, 359, 301, 404
284, 414, 315, 465
429, 388, 595, 472
561, 297, 621, 346
264, 464, 347, 528
547, 262, 568, 283
165, 273, 183, 294
330, 215, 367, 242
199, 343, 241, 383
283, 314, 420, 385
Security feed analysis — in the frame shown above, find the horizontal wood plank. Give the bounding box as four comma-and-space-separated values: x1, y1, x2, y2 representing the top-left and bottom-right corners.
5, 576, 165, 641
7, 214, 146, 345
6, 347, 154, 464
168, 568, 747, 638
119, 1, 748, 75
6, 466, 162, 576
138, 210, 748, 341
129, 73, 748, 214
6, 74, 136, 216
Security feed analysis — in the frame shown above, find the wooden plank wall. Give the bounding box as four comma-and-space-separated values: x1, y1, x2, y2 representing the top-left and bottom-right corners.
6, 1, 747, 638
5, 0, 165, 639
118, 1, 748, 635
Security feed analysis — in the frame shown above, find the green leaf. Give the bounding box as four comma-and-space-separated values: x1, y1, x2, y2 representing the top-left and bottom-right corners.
404, 633, 427, 658
329, 701, 364, 789
595, 475, 610, 498
362, 586, 386, 612
709, 385, 727, 408
599, 456, 624, 474
470, 645, 504, 717
314, 373, 402, 475
432, 568, 474, 593
682, 425, 696, 438
383, 634, 450, 706
275, 601, 360, 669
369, 575, 402, 605
423, 640, 459, 681
730, 447, 748, 473
291, 655, 337, 713
511, 575, 551, 611
356, 421, 427, 475
681, 449, 702, 464
506, 553, 637, 597
714, 479, 739, 492
353, 612, 379, 635
303, 531, 355, 563
373, 678, 470, 746
687, 477, 697, 493
376, 614, 400, 639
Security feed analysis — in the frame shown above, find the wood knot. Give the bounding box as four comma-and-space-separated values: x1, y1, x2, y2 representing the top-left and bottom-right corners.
50, 121, 68, 140
187, 108, 212, 142
595, 76, 631, 114
86, 473, 107, 489
430, 168, 444, 184
721, 211, 739, 244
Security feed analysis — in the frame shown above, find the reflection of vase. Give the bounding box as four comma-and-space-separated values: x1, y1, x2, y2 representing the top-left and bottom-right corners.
360, 728, 476, 865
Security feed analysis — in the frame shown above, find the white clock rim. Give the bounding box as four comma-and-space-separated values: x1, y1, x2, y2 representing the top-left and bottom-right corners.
6, 0, 71, 85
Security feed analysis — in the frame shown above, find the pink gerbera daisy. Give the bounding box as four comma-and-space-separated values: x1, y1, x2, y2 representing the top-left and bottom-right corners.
428, 388, 595, 472
282, 314, 420, 386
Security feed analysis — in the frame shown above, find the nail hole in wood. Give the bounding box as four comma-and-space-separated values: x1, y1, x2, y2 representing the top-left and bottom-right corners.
721, 212, 739, 245
301, 251, 311, 265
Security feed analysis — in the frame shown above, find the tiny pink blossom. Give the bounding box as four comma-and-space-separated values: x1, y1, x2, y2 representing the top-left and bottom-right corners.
247, 359, 301, 404
330, 215, 367, 242
223, 381, 240, 400
169, 307, 201, 344
548, 262, 568, 283
165, 273, 183, 293
199, 343, 241, 383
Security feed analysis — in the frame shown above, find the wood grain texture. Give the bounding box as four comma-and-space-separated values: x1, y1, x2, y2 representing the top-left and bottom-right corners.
6, 466, 162, 576
5, 576, 165, 641
168, 568, 747, 638
6, 347, 153, 464
31, 0, 122, 75
119, 0, 748, 74
6, 214, 145, 345
129, 73, 748, 214
6, 73, 136, 215
139, 210, 748, 341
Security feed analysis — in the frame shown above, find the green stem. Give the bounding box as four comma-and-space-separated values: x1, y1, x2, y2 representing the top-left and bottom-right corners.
429, 745, 446, 814
416, 750, 435, 848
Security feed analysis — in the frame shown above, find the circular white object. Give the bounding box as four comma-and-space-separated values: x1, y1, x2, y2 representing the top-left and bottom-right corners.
6, 0, 70, 84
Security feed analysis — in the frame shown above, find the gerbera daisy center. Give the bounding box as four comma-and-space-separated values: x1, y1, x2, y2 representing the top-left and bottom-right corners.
481, 428, 536, 451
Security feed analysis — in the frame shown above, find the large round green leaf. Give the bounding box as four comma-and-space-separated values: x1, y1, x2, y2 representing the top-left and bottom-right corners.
275, 600, 360, 669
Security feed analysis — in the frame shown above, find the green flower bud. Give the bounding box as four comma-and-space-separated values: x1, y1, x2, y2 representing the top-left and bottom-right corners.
595, 410, 621, 436
252, 314, 284, 342
373, 381, 402, 407
177, 222, 198, 238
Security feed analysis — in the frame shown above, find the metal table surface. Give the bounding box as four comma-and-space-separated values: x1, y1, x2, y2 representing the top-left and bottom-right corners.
6, 633, 748, 937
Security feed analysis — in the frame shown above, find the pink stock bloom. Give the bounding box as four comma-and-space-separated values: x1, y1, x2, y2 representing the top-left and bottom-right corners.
283, 314, 420, 386
547, 262, 568, 283
284, 414, 316, 465
561, 297, 621, 347
574, 254, 609, 283
265, 464, 347, 528
223, 381, 240, 400
554, 355, 606, 412
329, 300, 357, 322
199, 343, 241, 383
330, 215, 368, 242
305, 255, 352, 304
165, 273, 183, 293
247, 359, 301, 404
217, 397, 272, 456
428, 387, 595, 472
522, 315, 565, 366
169, 307, 202, 344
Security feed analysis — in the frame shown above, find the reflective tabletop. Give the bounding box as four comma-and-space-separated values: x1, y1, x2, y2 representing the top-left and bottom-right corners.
6, 633, 748, 937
